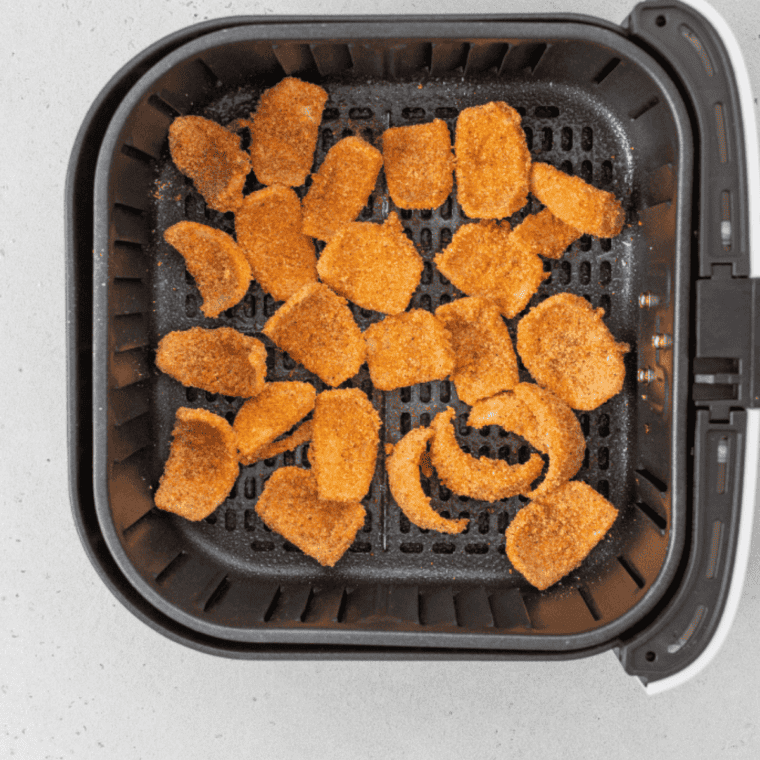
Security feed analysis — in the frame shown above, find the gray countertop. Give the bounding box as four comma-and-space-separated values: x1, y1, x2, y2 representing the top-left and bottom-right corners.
3, 0, 759, 757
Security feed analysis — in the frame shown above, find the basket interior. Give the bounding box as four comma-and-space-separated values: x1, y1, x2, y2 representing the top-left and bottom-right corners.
99, 27, 684, 645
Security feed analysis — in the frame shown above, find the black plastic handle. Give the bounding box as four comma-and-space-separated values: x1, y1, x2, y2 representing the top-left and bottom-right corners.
618, 0, 756, 686
617, 408, 748, 685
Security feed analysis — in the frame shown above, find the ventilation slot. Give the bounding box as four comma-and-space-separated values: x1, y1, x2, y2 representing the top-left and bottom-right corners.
535, 105, 559, 118
541, 127, 553, 152
196, 58, 222, 87
581, 126, 593, 151
310, 43, 353, 76
629, 97, 659, 120
618, 556, 645, 589
593, 57, 621, 85
721, 190, 732, 250
681, 25, 714, 77
263, 587, 282, 622
349, 107, 373, 120
121, 143, 155, 164
601, 161, 613, 187
203, 576, 231, 612
667, 605, 706, 653
147, 93, 181, 119
715, 103, 729, 164
402, 107, 426, 121
706, 521, 724, 579
578, 586, 602, 621
524, 43, 548, 73
636, 500, 667, 532
464, 42, 509, 76
155, 552, 188, 585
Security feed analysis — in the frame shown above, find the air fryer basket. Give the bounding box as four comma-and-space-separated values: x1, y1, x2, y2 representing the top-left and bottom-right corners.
68, 3, 757, 687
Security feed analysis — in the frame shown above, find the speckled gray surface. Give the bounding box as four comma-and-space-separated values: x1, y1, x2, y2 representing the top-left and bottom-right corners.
2, 0, 760, 757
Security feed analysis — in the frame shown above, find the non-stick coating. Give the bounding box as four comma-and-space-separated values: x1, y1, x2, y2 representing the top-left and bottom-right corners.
149, 76, 638, 588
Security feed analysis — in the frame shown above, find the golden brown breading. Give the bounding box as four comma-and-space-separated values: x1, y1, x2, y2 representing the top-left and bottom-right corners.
468, 392, 547, 453
316, 212, 423, 315
435, 297, 519, 405
261, 283, 366, 387
363, 310, 455, 391
530, 162, 625, 238
510, 208, 582, 259
387, 426, 468, 534
164, 221, 251, 318
168, 115, 251, 213
249, 77, 328, 187
301, 136, 383, 241
512, 383, 585, 499
310, 388, 381, 502
506, 481, 618, 590
155, 408, 239, 521
382, 119, 454, 209
255, 467, 366, 567
516, 293, 629, 410
455, 102, 531, 219
247, 420, 313, 464
235, 186, 318, 302
234, 382, 316, 465
430, 408, 544, 502
155, 327, 267, 398
434, 220, 548, 319
470, 384, 584, 499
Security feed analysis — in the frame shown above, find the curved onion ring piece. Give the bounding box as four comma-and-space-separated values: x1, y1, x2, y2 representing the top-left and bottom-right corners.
387, 426, 468, 534
430, 408, 544, 502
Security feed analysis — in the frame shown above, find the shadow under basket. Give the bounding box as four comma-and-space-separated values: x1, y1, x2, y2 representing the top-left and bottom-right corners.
68, 5, 759, 688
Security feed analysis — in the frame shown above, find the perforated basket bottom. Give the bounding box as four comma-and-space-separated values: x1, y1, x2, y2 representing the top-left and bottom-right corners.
147, 76, 640, 589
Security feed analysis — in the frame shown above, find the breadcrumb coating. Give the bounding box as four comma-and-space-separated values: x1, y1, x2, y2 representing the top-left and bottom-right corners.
256, 468, 366, 567
430, 408, 544, 502
156, 327, 267, 398
510, 208, 581, 260
435, 297, 519, 405
234, 382, 316, 465
317, 212, 423, 315
155, 408, 238, 521
434, 220, 548, 319
455, 102, 531, 219
530, 162, 625, 238
311, 389, 381, 502
168, 115, 251, 213
516, 293, 629, 410
262, 283, 366, 387
249, 77, 328, 187
387, 426, 468, 534
236, 186, 317, 302
382, 119, 454, 209
302, 136, 383, 241
364, 310, 455, 391
506, 481, 618, 590
164, 221, 251, 318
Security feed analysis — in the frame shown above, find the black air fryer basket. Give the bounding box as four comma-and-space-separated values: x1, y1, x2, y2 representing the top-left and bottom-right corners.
67, 0, 760, 691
